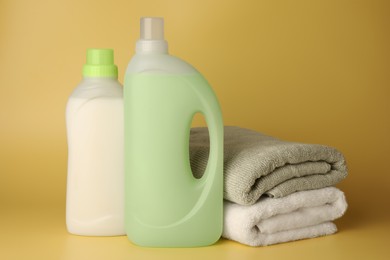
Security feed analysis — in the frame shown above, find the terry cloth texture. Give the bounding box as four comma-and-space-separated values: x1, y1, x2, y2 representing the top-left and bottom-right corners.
222, 187, 348, 246
189, 126, 347, 205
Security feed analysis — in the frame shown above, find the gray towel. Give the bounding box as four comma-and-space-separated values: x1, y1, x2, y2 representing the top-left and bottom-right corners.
189, 126, 348, 205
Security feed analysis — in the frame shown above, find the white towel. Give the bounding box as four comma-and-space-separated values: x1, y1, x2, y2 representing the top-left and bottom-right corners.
222, 187, 348, 246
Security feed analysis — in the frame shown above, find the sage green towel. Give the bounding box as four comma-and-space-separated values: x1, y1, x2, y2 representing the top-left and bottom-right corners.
189, 126, 348, 205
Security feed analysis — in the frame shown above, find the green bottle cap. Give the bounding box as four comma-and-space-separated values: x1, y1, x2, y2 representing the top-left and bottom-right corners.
83, 49, 118, 78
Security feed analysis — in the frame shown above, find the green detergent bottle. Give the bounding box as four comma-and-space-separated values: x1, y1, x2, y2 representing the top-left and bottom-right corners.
124, 17, 223, 247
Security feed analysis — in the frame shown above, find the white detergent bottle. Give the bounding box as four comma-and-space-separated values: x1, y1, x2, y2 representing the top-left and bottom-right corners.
66, 49, 125, 236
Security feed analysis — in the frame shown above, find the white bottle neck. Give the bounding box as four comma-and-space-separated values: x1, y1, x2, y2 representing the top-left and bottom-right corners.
136, 40, 168, 54
82, 77, 118, 82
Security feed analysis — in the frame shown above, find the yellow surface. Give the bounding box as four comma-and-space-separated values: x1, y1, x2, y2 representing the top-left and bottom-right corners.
1, 0, 389, 259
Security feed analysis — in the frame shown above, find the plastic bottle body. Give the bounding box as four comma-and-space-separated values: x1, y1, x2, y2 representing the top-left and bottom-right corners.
124, 53, 223, 247
66, 78, 125, 236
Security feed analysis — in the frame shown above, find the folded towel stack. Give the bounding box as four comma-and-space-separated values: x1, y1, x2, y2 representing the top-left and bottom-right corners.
190, 126, 348, 246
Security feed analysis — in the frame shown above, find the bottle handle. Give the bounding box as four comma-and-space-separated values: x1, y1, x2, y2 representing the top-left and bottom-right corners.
192, 83, 223, 185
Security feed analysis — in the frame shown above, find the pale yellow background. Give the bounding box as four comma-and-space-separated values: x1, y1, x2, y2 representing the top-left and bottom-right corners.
1, 0, 389, 259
